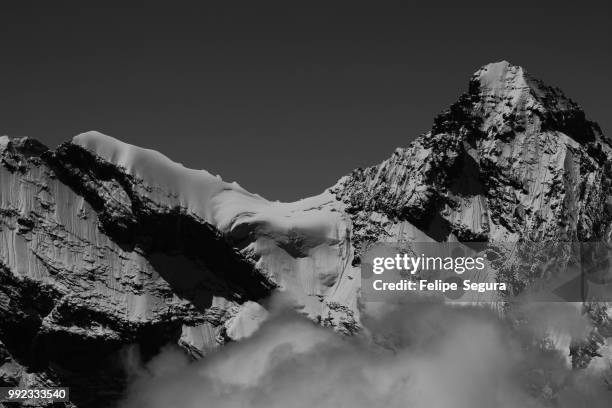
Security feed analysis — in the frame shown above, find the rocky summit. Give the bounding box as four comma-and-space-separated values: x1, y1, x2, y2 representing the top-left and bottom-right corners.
1, 61, 611, 407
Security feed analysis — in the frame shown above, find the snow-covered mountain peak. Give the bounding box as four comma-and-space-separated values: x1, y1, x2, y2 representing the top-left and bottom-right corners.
72, 130, 252, 194
471, 61, 562, 104
472, 60, 528, 93
428, 61, 605, 146
70, 130, 268, 223
469, 60, 578, 121
66, 131, 352, 300
472, 60, 587, 115
336, 60, 611, 246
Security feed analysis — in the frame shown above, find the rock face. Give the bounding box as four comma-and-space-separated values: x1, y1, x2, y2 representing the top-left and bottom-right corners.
1, 61, 611, 406
334, 61, 612, 245
0, 134, 359, 407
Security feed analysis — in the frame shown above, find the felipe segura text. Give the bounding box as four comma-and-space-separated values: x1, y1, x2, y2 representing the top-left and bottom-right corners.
372, 279, 506, 293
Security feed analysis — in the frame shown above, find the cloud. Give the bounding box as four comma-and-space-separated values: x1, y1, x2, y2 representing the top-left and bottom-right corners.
119, 299, 612, 408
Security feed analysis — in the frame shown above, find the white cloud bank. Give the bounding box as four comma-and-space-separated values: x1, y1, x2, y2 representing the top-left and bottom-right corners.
120, 299, 611, 408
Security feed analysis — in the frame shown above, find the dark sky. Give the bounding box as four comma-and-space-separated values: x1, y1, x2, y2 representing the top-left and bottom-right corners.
1, 2, 610, 201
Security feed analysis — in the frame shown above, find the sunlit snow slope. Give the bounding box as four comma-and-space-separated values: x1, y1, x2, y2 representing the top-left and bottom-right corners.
72, 131, 363, 331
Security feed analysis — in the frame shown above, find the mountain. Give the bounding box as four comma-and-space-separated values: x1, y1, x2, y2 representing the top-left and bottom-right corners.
1, 61, 611, 407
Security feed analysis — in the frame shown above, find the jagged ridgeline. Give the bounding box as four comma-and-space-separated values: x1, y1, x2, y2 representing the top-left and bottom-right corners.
1, 61, 611, 407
